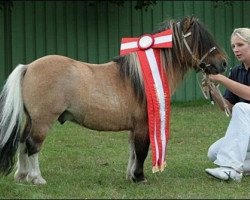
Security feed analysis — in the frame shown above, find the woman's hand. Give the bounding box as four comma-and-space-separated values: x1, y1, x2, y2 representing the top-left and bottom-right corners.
208, 74, 225, 83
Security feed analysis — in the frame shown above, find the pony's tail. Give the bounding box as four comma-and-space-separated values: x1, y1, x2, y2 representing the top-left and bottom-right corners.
0, 64, 27, 175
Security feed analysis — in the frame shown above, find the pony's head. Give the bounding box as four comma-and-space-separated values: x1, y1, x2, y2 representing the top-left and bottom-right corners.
155, 16, 228, 75
179, 16, 228, 74
179, 16, 227, 74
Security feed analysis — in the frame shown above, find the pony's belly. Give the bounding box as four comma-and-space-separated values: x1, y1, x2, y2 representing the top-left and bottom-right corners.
71, 91, 140, 131
80, 111, 133, 131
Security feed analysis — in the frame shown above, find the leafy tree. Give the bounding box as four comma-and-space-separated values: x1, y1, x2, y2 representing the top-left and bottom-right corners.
87, 0, 157, 10
0, 1, 233, 10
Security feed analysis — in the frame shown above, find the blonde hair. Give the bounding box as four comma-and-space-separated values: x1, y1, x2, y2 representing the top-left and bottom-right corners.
231, 28, 250, 44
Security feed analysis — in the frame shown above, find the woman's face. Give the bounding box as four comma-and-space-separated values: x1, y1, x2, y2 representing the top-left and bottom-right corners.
231, 35, 250, 63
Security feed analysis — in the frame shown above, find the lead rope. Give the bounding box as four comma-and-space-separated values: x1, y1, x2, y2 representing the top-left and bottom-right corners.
197, 72, 231, 117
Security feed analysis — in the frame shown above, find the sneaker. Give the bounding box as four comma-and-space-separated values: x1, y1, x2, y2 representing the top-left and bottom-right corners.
205, 167, 242, 182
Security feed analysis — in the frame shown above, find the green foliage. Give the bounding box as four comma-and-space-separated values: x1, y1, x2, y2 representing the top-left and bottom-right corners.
0, 101, 250, 198
213, 0, 233, 7
87, 0, 157, 10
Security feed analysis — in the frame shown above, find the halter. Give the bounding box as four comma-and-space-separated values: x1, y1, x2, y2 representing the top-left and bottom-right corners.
182, 32, 217, 72
197, 72, 231, 117
180, 24, 230, 117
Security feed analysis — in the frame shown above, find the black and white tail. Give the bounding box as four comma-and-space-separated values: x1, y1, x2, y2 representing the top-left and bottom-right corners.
0, 64, 27, 175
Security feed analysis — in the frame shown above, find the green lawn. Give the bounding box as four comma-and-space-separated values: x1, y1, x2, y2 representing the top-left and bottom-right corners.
0, 100, 250, 199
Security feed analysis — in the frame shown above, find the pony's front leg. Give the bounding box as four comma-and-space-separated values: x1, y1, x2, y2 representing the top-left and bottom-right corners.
14, 142, 29, 182
127, 126, 150, 183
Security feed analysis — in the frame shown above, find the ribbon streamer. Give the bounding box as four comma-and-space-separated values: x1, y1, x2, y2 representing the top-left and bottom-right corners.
120, 29, 172, 172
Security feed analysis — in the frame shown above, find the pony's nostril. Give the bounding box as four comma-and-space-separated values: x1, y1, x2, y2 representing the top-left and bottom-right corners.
222, 61, 227, 68
219, 62, 227, 73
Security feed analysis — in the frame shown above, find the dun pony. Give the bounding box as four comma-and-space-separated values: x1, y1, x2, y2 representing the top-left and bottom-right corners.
0, 16, 227, 184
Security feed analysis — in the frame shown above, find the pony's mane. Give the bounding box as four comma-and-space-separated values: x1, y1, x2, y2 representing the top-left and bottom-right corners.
113, 16, 226, 103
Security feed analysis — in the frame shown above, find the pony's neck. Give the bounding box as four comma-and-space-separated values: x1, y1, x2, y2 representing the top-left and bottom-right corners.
165, 66, 189, 96
161, 50, 190, 96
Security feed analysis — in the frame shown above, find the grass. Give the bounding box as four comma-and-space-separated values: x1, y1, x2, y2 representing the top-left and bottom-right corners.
1, 100, 250, 199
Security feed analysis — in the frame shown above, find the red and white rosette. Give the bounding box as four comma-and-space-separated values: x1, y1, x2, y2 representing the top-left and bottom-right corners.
120, 29, 172, 173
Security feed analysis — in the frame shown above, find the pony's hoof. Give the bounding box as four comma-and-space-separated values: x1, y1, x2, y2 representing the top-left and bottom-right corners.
32, 177, 47, 185
14, 173, 28, 182
127, 174, 147, 183
27, 175, 47, 185
126, 174, 132, 180
132, 177, 147, 183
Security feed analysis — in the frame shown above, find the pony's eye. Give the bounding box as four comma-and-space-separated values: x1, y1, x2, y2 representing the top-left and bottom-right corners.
222, 61, 227, 67
199, 62, 206, 69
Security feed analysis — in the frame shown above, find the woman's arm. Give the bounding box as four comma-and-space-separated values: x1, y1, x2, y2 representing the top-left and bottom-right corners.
209, 74, 250, 101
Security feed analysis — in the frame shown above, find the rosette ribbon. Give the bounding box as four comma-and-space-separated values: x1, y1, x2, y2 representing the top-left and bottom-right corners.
120, 29, 172, 173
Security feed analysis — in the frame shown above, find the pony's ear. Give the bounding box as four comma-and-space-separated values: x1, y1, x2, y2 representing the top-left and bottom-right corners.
190, 16, 198, 25
181, 16, 198, 34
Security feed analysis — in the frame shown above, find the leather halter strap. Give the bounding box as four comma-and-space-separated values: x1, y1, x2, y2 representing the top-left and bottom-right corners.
182, 32, 217, 71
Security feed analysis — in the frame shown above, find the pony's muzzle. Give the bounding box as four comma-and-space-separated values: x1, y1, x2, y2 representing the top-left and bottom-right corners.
200, 60, 227, 75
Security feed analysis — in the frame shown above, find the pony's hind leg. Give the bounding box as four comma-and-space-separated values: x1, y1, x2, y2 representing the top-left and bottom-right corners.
14, 119, 48, 185
14, 142, 29, 182
14, 119, 31, 182
24, 122, 50, 185
127, 125, 150, 183
17, 119, 51, 185
26, 152, 46, 185
14, 143, 46, 185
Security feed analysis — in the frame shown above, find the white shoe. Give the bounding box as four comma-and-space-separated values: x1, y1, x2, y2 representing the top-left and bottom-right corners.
205, 167, 242, 182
